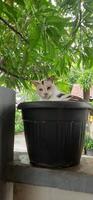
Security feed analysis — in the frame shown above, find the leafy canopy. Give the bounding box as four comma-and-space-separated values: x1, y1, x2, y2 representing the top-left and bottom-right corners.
0, 0, 93, 89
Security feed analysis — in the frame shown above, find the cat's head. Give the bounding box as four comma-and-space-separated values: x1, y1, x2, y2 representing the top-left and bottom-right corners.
32, 77, 56, 100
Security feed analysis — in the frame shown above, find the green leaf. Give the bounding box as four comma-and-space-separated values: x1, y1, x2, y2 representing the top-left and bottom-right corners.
0, 1, 3, 14
15, 0, 25, 6
2, 2, 17, 21
28, 20, 40, 49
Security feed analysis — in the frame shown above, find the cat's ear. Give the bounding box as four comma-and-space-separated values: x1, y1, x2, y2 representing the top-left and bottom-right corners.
47, 76, 55, 83
32, 80, 40, 87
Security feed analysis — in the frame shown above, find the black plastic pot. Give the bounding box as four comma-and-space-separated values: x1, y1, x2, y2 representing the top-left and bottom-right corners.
18, 101, 92, 168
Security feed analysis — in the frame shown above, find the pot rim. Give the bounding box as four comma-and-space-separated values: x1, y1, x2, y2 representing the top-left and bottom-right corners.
18, 101, 93, 110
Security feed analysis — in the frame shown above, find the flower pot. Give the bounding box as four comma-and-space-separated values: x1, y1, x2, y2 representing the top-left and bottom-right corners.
18, 101, 92, 168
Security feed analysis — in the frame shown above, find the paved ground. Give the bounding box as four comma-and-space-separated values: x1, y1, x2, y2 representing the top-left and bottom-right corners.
14, 133, 27, 152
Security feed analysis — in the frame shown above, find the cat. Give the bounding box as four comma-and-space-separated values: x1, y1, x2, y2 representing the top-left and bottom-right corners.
32, 77, 83, 101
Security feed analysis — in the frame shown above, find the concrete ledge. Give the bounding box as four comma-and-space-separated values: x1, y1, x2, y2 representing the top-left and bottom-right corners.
6, 154, 93, 194
0, 181, 13, 200
14, 185, 93, 200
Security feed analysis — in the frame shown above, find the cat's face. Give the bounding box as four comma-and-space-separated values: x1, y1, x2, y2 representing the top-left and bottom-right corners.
32, 77, 55, 100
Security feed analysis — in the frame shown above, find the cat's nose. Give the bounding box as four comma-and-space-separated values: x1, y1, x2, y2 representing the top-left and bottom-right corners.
44, 93, 48, 96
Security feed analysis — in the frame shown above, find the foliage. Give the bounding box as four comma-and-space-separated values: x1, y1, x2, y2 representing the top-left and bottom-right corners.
78, 69, 93, 90
0, 0, 93, 89
16, 85, 39, 102
68, 68, 93, 91
84, 136, 93, 150
15, 110, 23, 133
0, 0, 71, 88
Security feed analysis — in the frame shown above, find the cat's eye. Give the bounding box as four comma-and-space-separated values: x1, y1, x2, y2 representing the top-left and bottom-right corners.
47, 86, 51, 90
39, 88, 43, 91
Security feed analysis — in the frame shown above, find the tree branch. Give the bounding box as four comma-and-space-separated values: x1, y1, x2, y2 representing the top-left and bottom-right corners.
0, 64, 29, 80
0, 16, 28, 43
